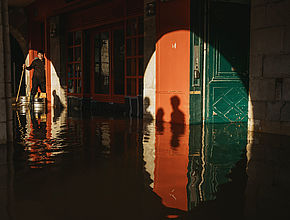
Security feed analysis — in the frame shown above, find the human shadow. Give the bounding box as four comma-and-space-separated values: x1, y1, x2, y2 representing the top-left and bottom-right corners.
156, 108, 165, 134
52, 90, 64, 122
170, 96, 185, 148
143, 97, 154, 122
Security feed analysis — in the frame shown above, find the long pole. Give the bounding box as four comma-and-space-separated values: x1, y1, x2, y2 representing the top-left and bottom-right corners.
16, 67, 25, 103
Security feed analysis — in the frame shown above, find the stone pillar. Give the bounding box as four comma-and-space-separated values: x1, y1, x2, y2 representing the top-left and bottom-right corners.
0, 0, 13, 144
143, 0, 156, 120
249, 0, 290, 135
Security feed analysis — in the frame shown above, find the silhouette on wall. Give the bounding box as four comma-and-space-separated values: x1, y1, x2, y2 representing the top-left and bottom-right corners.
52, 90, 64, 122
143, 97, 154, 121
156, 108, 165, 133
170, 96, 185, 148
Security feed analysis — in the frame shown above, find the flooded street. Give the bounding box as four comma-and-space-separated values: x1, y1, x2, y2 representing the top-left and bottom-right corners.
0, 107, 289, 219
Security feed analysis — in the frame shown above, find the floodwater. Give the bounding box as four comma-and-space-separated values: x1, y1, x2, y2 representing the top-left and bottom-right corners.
1, 107, 290, 219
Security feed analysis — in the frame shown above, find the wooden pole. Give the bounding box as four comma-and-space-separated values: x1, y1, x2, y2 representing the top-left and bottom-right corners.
15, 67, 25, 103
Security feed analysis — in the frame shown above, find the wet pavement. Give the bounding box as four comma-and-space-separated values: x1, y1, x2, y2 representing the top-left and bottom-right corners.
0, 107, 290, 219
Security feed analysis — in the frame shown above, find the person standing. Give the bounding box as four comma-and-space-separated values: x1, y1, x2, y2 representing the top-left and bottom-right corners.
23, 50, 46, 107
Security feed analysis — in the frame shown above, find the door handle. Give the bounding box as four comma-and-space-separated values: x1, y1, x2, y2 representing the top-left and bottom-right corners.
192, 45, 200, 86
194, 69, 200, 79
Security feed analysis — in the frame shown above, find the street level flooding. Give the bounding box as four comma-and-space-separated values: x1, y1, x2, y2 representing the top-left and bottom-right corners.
0, 108, 289, 219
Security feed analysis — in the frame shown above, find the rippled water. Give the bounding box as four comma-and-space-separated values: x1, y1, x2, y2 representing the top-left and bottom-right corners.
1, 107, 250, 219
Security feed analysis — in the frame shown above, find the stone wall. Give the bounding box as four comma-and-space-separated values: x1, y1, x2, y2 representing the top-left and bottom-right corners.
249, 0, 290, 135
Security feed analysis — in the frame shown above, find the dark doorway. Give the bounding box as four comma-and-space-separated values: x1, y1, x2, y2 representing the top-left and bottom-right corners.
10, 34, 25, 97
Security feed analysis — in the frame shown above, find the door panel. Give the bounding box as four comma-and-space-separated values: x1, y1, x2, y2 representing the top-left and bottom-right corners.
206, 1, 250, 123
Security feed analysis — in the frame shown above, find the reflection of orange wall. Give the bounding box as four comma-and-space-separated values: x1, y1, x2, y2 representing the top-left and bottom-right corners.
154, 123, 189, 211
156, 0, 190, 124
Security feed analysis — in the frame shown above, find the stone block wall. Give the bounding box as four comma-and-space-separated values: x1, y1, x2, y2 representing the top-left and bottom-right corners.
249, 0, 290, 135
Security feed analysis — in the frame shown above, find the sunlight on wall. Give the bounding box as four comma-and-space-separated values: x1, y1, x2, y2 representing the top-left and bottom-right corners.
143, 51, 156, 119
50, 63, 67, 108
24, 53, 30, 96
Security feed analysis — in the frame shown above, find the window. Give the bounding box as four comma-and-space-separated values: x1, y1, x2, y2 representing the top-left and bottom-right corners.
67, 31, 82, 95
91, 27, 125, 102
125, 16, 144, 96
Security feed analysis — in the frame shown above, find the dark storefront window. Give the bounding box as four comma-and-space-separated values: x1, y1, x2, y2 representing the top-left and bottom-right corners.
67, 31, 82, 95
125, 16, 144, 96
93, 32, 110, 94
91, 26, 125, 101
113, 29, 125, 95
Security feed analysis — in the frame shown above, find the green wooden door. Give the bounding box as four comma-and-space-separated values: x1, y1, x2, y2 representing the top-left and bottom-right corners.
205, 1, 250, 123
190, 0, 250, 124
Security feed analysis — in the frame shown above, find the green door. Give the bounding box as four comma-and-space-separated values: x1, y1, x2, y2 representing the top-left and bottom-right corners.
190, 0, 250, 123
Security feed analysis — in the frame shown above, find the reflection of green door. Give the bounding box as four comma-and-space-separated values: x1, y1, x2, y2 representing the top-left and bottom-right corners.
190, 0, 250, 123
187, 123, 247, 209
206, 1, 250, 123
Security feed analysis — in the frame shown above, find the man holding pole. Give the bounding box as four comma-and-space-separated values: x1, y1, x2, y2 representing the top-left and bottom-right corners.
23, 50, 46, 107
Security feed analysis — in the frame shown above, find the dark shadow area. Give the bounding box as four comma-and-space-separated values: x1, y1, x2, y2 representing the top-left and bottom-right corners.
245, 132, 290, 219
10, 34, 25, 97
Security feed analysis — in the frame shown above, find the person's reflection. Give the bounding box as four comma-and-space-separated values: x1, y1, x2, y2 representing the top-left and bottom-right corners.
170, 96, 185, 148
156, 108, 164, 134
30, 110, 47, 139
28, 109, 50, 166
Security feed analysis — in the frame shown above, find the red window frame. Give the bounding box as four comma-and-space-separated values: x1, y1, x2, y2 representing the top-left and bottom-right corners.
125, 16, 144, 97
90, 25, 125, 103
66, 31, 83, 97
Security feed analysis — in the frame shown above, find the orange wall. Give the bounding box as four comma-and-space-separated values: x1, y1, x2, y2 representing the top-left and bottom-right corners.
156, 0, 190, 124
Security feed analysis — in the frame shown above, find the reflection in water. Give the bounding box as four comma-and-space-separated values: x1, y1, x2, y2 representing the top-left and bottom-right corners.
10, 108, 252, 219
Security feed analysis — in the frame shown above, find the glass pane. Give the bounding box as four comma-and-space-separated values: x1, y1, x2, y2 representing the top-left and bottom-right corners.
126, 58, 136, 76
126, 19, 137, 36
138, 37, 144, 55
94, 32, 110, 94
75, 47, 81, 62
113, 29, 125, 95
68, 32, 73, 46
68, 79, 74, 93
75, 63, 81, 78
138, 78, 143, 95
126, 38, 136, 56
77, 79, 82, 93
83, 30, 91, 94
74, 79, 77, 94
68, 64, 74, 78
127, 79, 136, 96
138, 16, 144, 35
68, 48, 73, 62
138, 58, 144, 76
75, 31, 81, 45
